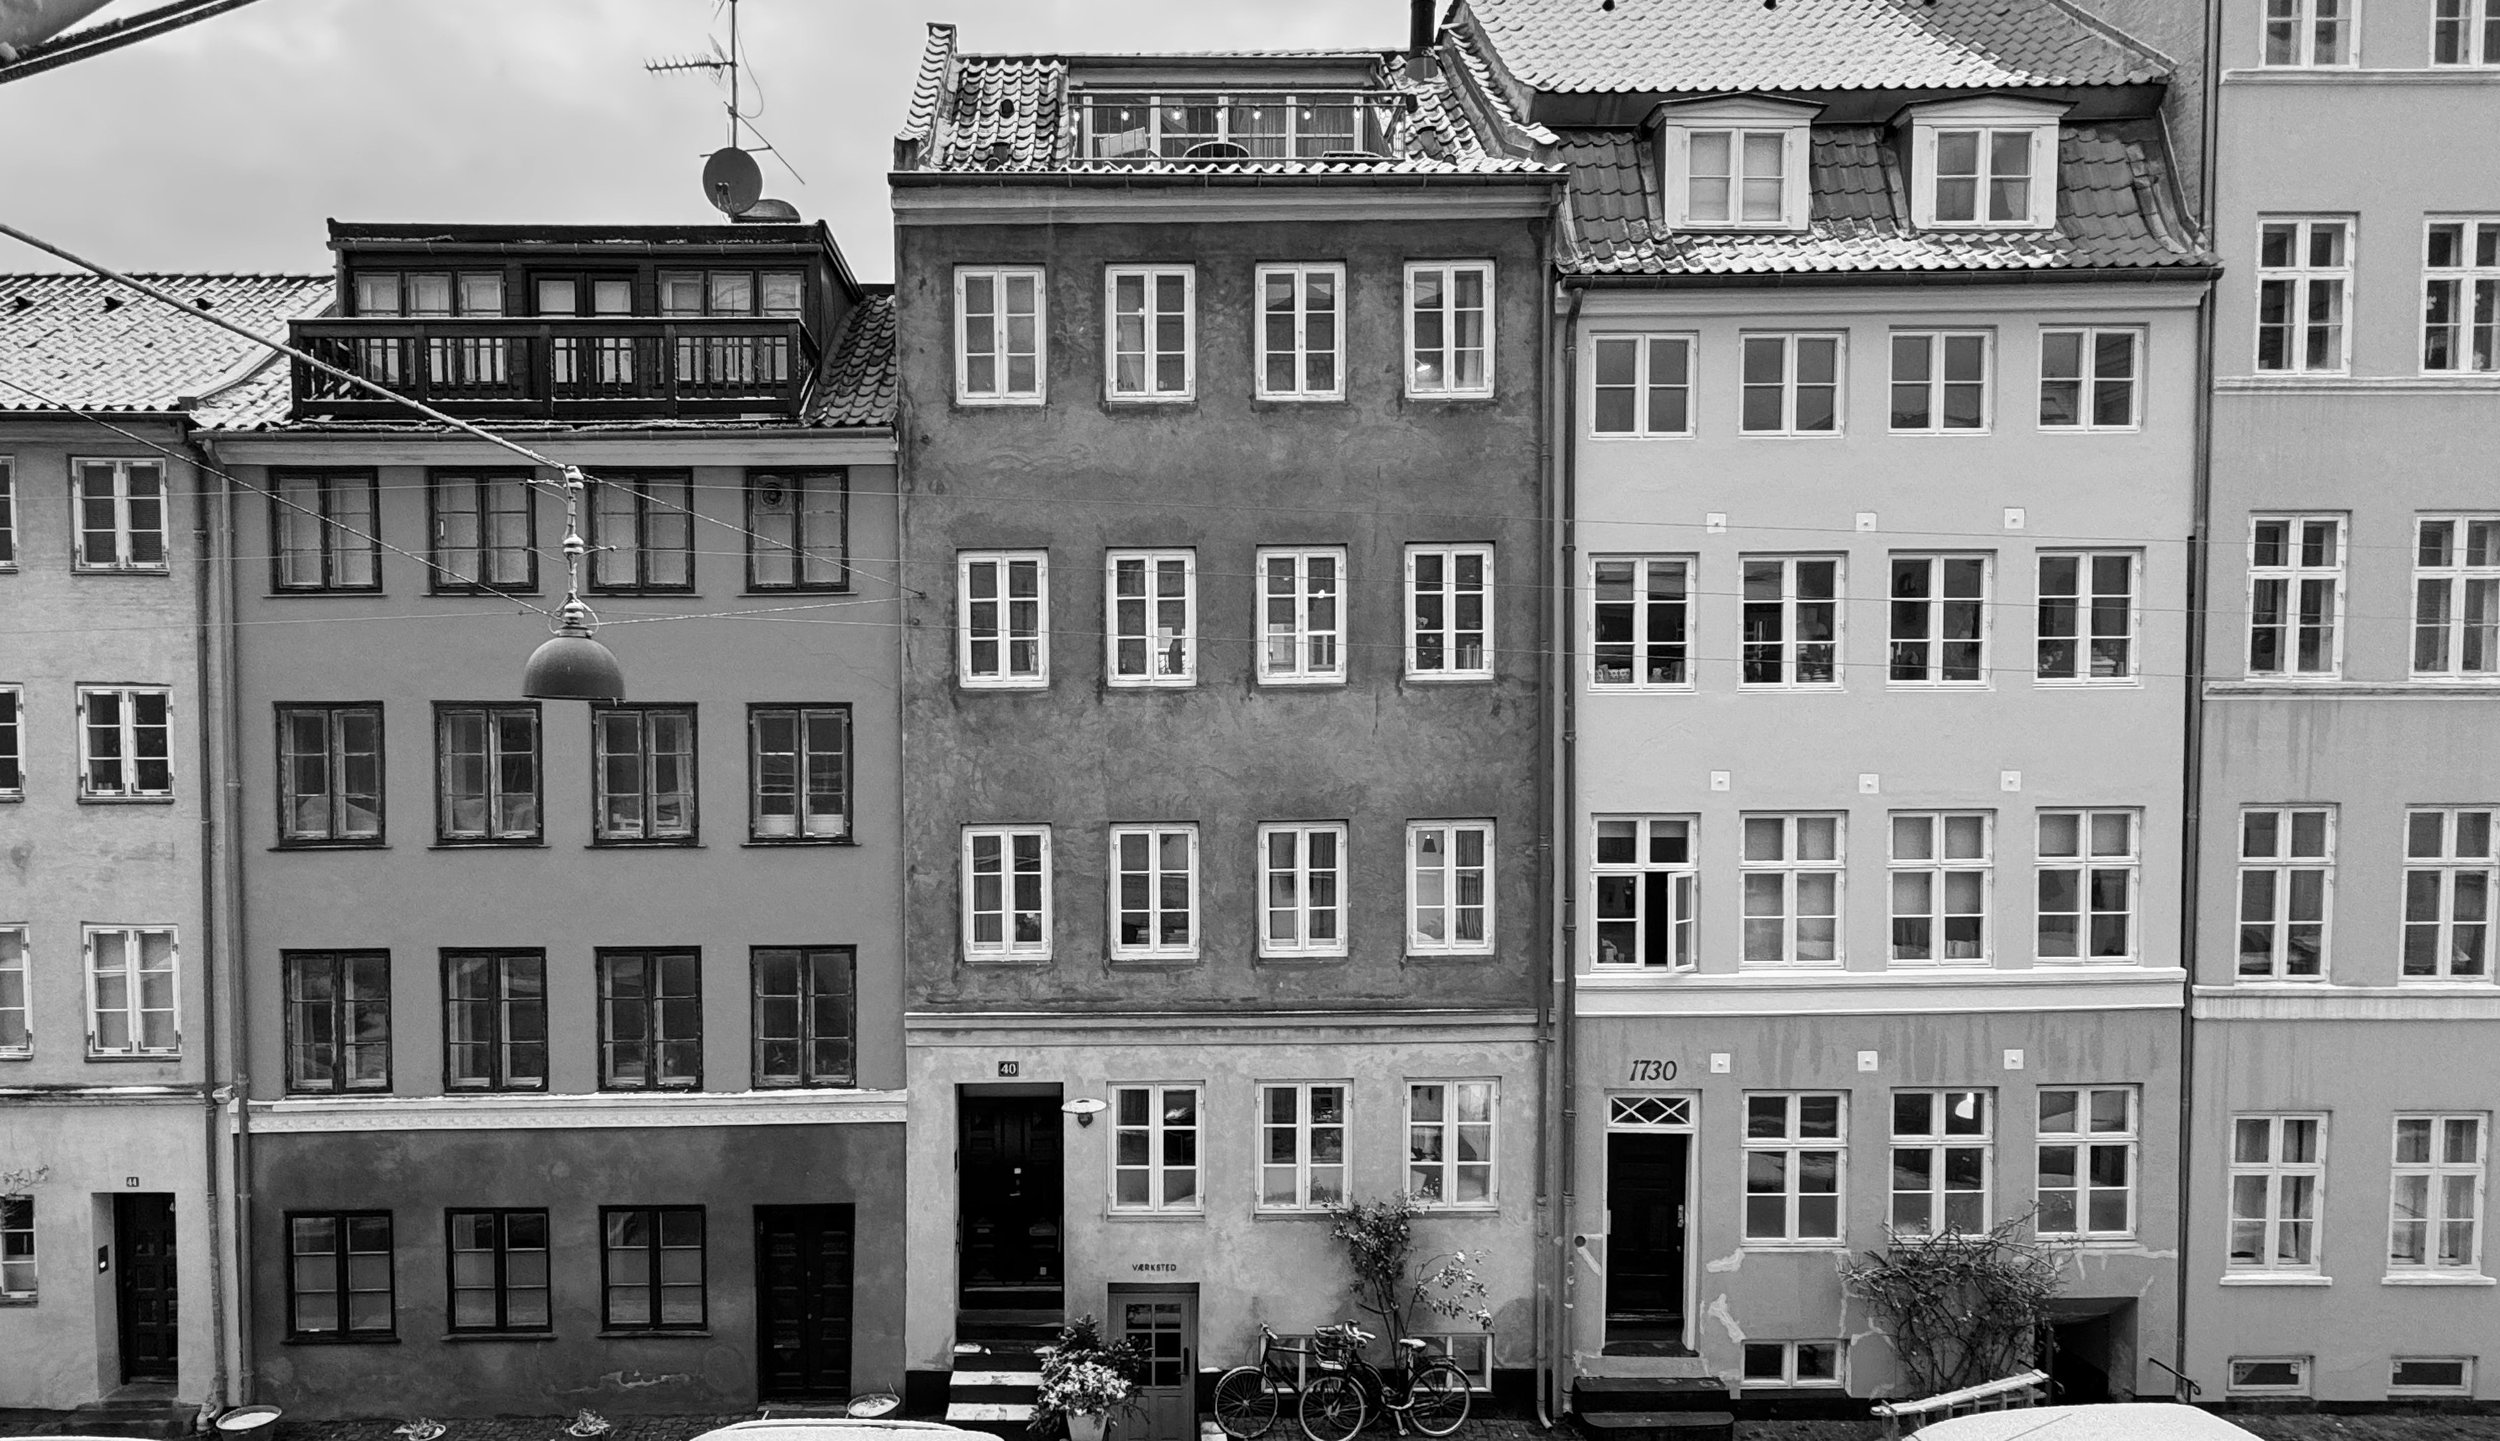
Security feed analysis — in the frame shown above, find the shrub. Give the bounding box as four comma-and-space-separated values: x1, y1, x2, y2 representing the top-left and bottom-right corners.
1841, 1213, 2068, 1397
1327, 1192, 1493, 1344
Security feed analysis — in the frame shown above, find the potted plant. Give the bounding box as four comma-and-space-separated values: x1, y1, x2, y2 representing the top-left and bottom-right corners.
1032, 1315, 1143, 1441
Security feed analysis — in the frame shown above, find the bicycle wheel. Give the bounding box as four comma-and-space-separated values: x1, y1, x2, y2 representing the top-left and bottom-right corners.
1403, 1359, 1472, 1438
1299, 1374, 1366, 1441
1213, 1366, 1281, 1440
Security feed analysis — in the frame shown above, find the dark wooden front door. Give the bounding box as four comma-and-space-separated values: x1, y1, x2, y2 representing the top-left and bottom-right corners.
115, 1193, 179, 1382
1604, 1133, 1689, 1350
756, 1205, 855, 1400
959, 1093, 1063, 1309
1115, 1289, 1197, 1441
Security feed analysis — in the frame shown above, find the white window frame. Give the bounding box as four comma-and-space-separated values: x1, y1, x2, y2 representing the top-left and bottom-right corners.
1743, 1092, 1847, 1244
958, 551, 1049, 689
0, 1193, 31, 1301
1913, 123, 2055, 230
1104, 265, 1195, 402
1256, 1080, 1349, 1212
1589, 335, 1696, 437
1109, 824, 1199, 961
2038, 328, 2142, 430
2422, 219, 2500, 372
0, 925, 28, 1058
2390, 1357, 2476, 1397
1740, 813, 1844, 969
2247, 515, 2346, 679
1254, 263, 1345, 401
1591, 556, 1693, 689
0, 684, 21, 800
0, 456, 16, 571
2401, 808, 2496, 982
2256, 219, 2353, 374
1407, 820, 1495, 957
1739, 333, 1843, 436
962, 824, 1052, 962
1888, 331, 1992, 433
71, 458, 169, 573
2227, 1357, 2312, 1397
1740, 1341, 1845, 1388
1110, 1083, 1203, 1214
84, 924, 178, 1058
2036, 1085, 2138, 1240
1887, 553, 1991, 686
2389, 1113, 2487, 1275
2412, 516, 2500, 678
1888, 812, 1992, 965
76, 685, 172, 799
2227, 1114, 2327, 1276
2263, 0, 2354, 65
1592, 816, 1698, 971
2036, 551, 2140, 683
1739, 555, 1843, 688
2434, 0, 2500, 63
1655, 99, 1812, 230
1259, 822, 1347, 960
1407, 1078, 1498, 1209
1890, 1090, 1993, 1237
954, 265, 1046, 405
2035, 809, 2141, 963
1256, 547, 1347, 686
1405, 544, 1493, 680
1677, 129, 1800, 229
1104, 550, 1196, 687
2236, 807, 2334, 981
1404, 261, 1495, 400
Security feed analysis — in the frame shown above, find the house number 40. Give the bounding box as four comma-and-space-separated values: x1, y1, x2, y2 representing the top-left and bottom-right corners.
1627, 1059, 1677, 1082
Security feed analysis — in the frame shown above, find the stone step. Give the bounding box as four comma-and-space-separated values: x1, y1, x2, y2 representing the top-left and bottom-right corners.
1574, 1412, 1736, 1441
1572, 1376, 1734, 1413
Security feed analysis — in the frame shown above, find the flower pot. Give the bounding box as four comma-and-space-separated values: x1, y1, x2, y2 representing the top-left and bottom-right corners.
1067, 1414, 1108, 1441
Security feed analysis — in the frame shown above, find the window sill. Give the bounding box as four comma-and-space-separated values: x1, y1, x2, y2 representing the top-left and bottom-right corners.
586, 590, 700, 600
444, 1330, 557, 1342
283, 1088, 393, 1099
2381, 1272, 2496, 1287
1104, 1209, 1206, 1223
444, 1087, 550, 1097
1737, 431, 1845, 441
430, 588, 543, 601
1407, 949, 1497, 962
0, 795, 19, 804
597, 1085, 706, 1096
1885, 429, 1995, 438
86, 1051, 183, 1062
597, 1328, 711, 1340
1252, 1208, 1338, 1222
72, 568, 172, 577
1737, 684, 1844, 694
963, 952, 1054, 966
954, 393, 1049, 408
958, 680, 1051, 693
742, 836, 856, 848
0, 1293, 36, 1307
1739, 1240, 1847, 1252
1404, 390, 1497, 404
0, 1051, 31, 1062
2041, 1236, 2142, 1248
1252, 393, 1348, 406
585, 840, 704, 850
77, 795, 176, 806
1590, 683, 1697, 694
271, 842, 389, 852
285, 1333, 400, 1346
2037, 425, 2144, 435
1411, 1204, 1500, 1218
1106, 681, 1198, 692
1109, 953, 1201, 969
1403, 672, 1496, 684
753, 1081, 860, 1093
1257, 951, 1349, 966
266, 590, 387, 600
2219, 1273, 2331, 1287
2033, 678, 2146, 689
1587, 431, 1696, 442
429, 840, 548, 850
741, 588, 855, 599
1103, 394, 1196, 407
1256, 676, 1349, 689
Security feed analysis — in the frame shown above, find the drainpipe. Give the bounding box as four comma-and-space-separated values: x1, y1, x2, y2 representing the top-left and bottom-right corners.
188, 427, 230, 1415
1549, 279, 1587, 1426
200, 434, 256, 1401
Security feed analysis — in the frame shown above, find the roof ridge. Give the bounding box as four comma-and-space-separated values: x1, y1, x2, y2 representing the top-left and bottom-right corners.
2020, 0, 2178, 80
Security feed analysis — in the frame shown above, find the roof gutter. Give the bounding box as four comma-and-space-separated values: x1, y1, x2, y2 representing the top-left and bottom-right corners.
1556, 264, 2222, 290
888, 169, 1562, 191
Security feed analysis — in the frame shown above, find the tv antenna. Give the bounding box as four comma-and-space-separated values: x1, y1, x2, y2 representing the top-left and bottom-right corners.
645, 0, 804, 216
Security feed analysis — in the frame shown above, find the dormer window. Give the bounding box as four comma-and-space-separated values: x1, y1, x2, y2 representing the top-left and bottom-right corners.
1654, 98, 1817, 232
1933, 130, 2035, 225
1904, 99, 2064, 232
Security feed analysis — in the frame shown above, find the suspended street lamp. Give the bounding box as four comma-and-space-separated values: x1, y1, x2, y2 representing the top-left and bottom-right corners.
521, 467, 626, 703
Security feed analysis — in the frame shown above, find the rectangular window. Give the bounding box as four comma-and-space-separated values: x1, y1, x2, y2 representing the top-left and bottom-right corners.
0, 1194, 31, 1300
0, 457, 14, 568
1406, 545, 1493, 679
1257, 263, 1344, 400
1409, 1080, 1496, 1207
2390, 1114, 2486, 1272
1593, 816, 1696, 970
72, 459, 167, 572
2425, 221, 2500, 371
1742, 1341, 1844, 1387
2037, 1086, 2138, 1238
593, 705, 696, 843
957, 266, 1045, 403
0, 927, 25, 1057
2039, 329, 2140, 428
1931, 129, 2039, 226
284, 950, 390, 1094
587, 472, 694, 593
276, 703, 383, 845
2037, 810, 2140, 961
964, 825, 1051, 961
287, 1212, 393, 1338
1741, 557, 1841, 686
2037, 552, 2138, 681
0, 685, 21, 798
959, 551, 1049, 687
1113, 1084, 1202, 1211
747, 471, 847, 591
1406, 262, 1494, 398
1687, 130, 1789, 226
1890, 812, 1991, 963
1107, 550, 1196, 686
2249, 515, 2345, 677
429, 471, 535, 594
442, 949, 545, 1092
597, 948, 700, 1091
1742, 814, 1843, 968
2413, 516, 2500, 677
1889, 332, 1989, 431
2229, 1114, 2326, 1273
2257, 220, 2351, 372
435, 703, 539, 844
1260, 822, 1347, 959
85, 926, 176, 1056
1892, 1091, 1992, 1236
1740, 335, 1841, 435
1744, 1093, 1845, 1242
1591, 335, 1694, 436
2237, 808, 2333, 979
447, 1209, 551, 1333
749, 704, 848, 842
272, 470, 380, 592
1408, 821, 1494, 956
1258, 1082, 1348, 1211
601, 1206, 705, 1331
2264, 0, 2352, 64
1889, 555, 1989, 684
2229, 1357, 2310, 1396
2391, 1357, 2475, 1395
1111, 825, 1198, 960
1592, 558, 1691, 687
77, 686, 171, 798
1258, 547, 1345, 685
751, 946, 854, 1088
2402, 808, 2495, 980
1105, 266, 1193, 400
2435, 0, 2500, 62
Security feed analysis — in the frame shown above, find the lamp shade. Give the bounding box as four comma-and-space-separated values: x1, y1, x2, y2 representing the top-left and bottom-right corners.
522, 629, 625, 702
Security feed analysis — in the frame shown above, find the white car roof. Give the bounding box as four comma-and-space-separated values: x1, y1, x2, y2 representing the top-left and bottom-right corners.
691, 1424, 992, 1441
1913, 1405, 2261, 1440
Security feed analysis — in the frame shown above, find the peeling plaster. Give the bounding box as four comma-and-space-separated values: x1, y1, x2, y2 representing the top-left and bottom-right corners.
1703, 1293, 1745, 1346
1702, 1246, 1745, 1274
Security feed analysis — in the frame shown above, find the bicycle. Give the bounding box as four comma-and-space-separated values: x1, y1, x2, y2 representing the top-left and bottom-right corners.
1211, 1324, 1328, 1440
1295, 1321, 1472, 1441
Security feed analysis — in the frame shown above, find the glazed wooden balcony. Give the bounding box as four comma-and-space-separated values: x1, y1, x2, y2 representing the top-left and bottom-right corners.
287, 317, 815, 421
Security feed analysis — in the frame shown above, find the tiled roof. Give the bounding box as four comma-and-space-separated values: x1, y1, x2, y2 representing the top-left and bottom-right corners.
1560, 121, 2212, 276
804, 291, 898, 428
0, 273, 331, 415
1461, 0, 2170, 96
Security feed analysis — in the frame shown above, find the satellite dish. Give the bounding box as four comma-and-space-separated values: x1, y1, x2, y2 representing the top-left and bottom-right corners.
702, 146, 763, 216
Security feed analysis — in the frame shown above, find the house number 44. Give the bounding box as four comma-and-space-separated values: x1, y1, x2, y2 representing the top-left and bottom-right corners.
1627, 1059, 1677, 1082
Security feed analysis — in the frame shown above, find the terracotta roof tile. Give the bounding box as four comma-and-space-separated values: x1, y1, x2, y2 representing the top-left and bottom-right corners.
0, 272, 331, 415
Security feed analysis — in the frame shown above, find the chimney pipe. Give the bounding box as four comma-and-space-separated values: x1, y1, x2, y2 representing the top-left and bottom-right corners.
1410, 0, 1435, 54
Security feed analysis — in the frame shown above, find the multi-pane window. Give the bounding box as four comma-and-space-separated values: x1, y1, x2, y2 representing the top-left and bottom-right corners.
1406, 262, 1493, 398
1258, 1082, 1348, 1211
2037, 810, 2140, 961
1257, 264, 1343, 400
601, 1207, 705, 1331
1258, 547, 1345, 684
0, 458, 14, 569
1591, 335, 1694, 435
2039, 329, 2141, 428
2257, 220, 2351, 372
1407, 544, 1492, 679
2392, 1358, 2476, 1396
2402, 808, 2495, 980
2263, 0, 2353, 64
442, 949, 546, 1092
1744, 1093, 1845, 1242
2037, 1086, 2138, 1238
2434, 0, 2500, 62
358, 270, 505, 317
72, 459, 167, 572
1930, 130, 2040, 226
448, 1210, 551, 1333
1742, 814, 1843, 967
960, 551, 1049, 687
1409, 821, 1494, 956
277, 703, 383, 844
2037, 552, 2138, 681
1686, 130, 1789, 226
1742, 1342, 1843, 1388
1108, 551, 1195, 686
1889, 332, 1988, 431
2238, 808, 2333, 979
2228, 1358, 2310, 1396
1409, 1080, 1496, 1207
657, 269, 804, 318
1592, 558, 1690, 687
436, 703, 538, 843
598, 948, 700, 1091
1260, 823, 1346, 959
749, 704, 848, 841
2248, 516, 2344, 677
0, 1195, 31, 1300
1889, 555, 1987, 684
587, 473, 694, 592
0, 928, 25, 1057
2423, 221, 2499, 372
0, 685, 20, 798
747, 471, 847, 591
2228, 1115, 2326, 1273
1111, 825, 1198, 959
1593, 817, 1696, 970
284, 950, 389, 1094
2390, 1114, 2486, 1273
86, 926, 176, 1056
956, 266, 1045, 403
964, 825, 1051, 960
272, 471, 380, 592
594, 705, 696, 843
1890, 813, 1990, 963
2413, 517, 2500, 677
287, 1213, 393, 1338
1113, 1084, 1202, 1211
77, 686, 172, 798
752, 946, 854, 1088
429, 471, 534, 594
1740, 334, 1841, 434
1741, 557, 1841, 686
1892, 1091, 1991, 1236
1105, 266, 1193, 400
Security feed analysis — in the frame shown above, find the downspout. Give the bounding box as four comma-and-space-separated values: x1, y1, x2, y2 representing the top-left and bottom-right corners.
1531, 228, 1557, 1432
1549, 278, 1587, 1426
187, 426, 230, 1415
201, 434, 256, 1401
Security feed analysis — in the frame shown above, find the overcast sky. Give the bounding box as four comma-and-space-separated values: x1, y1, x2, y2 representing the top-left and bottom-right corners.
0, 0, 1411, 285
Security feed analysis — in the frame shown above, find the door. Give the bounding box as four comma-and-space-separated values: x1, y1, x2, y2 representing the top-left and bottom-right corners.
1604, 1133, 1689, 1353
1115, 1288, 1197, 1441
756, 1205, 855, 1401
114, 1193, 178, 1382
959, 1093, 1063, 1309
